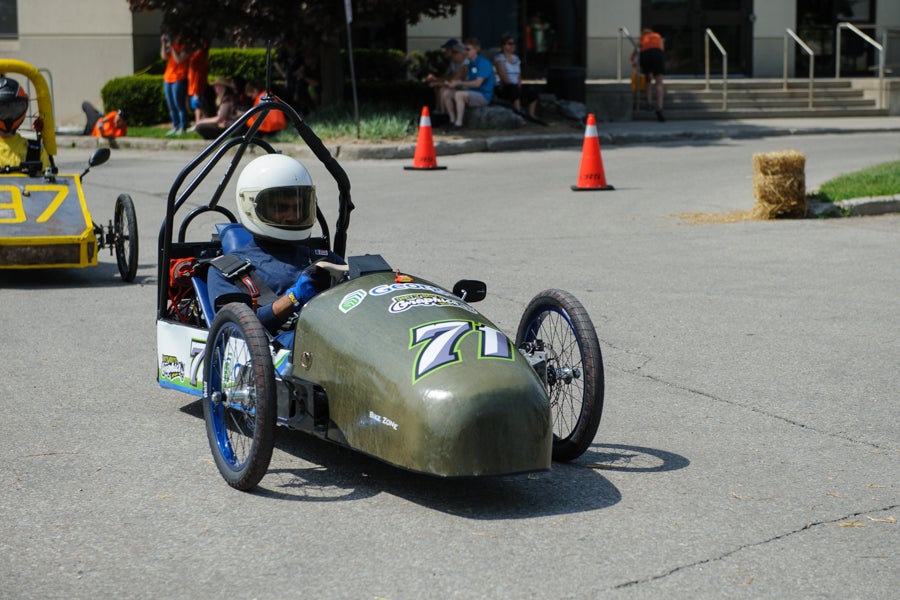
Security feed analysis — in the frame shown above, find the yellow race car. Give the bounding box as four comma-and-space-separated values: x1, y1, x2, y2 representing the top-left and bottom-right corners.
0, 59, 137, 281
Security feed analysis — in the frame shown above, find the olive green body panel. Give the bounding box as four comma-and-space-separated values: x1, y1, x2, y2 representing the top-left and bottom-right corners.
292, 273, 552, 476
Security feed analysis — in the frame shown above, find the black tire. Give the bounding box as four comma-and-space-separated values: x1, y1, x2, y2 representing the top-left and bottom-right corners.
114, 194, 138, 282
203, 302, 277, 490
516, 289, 604, 461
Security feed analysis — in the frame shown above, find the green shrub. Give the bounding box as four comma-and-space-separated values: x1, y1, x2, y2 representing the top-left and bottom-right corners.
208, 48, 268, 83
100, 75, 168, 126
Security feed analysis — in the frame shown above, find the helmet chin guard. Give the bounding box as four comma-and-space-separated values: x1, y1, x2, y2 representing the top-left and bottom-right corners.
235, 154, 317, 242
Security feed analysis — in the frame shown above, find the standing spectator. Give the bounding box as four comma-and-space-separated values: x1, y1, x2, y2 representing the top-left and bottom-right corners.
446, 38, 494, 129
632, 28, 666, 121
187, 40, 210, 124
160, 31, 189, 136
295, 51, 321, 115
192, 76, 239, 140
493, 34, 539, 120
275, 39, 304, 109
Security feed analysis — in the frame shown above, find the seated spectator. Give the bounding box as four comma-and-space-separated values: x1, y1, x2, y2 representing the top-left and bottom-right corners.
192, 76, 239, 140
445, 38, 494, 129
493, 34, 539, 120
245, 81, 288, 138
82, 102, 127, 147
232, 76, 254, 114
426, 39, 468, 117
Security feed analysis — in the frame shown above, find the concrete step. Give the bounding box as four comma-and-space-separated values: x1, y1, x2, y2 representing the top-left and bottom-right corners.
664, 98, 877, 110
657, 79, 854, 92
634, 106, 890, 120
582, 77, 890, 121
665, 89, 867, 101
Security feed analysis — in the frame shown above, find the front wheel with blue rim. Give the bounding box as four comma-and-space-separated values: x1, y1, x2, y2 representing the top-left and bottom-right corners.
516, 289, 604, 462
203, 302, 276, 490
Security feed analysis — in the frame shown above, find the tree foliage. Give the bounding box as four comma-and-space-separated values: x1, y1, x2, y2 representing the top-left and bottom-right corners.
127, 0, 462, 49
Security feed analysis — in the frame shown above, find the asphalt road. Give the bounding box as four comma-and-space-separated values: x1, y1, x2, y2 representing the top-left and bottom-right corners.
1, 133, 897, 599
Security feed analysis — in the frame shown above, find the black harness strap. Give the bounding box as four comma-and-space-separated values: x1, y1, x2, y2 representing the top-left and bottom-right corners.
25, 139, 41, 163
207, 253, 279, 309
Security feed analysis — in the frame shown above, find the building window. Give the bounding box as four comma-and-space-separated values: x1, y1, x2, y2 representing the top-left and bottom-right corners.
0, 0, 17, 39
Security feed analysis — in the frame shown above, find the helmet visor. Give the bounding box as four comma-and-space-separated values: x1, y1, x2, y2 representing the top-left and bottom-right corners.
0, 97, 27, 122
254, 186, 316, 230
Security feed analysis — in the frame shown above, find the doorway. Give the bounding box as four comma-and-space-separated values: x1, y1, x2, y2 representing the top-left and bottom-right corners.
640, 0, 754, 76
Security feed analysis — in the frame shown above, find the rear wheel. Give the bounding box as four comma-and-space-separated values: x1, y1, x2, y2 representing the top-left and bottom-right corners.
516, 289, 604, 461
203, 302, 276, 490
114, 194, 138, 282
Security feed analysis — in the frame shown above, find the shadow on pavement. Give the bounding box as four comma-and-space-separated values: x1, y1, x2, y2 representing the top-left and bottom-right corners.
181, 400, 689, 518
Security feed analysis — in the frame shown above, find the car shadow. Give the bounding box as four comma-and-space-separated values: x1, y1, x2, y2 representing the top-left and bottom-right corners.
0, 262, 150, 288
180, 400, 689, 518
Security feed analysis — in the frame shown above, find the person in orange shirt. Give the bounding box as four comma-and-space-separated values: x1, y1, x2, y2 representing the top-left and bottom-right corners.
82, 102, 127, 147
245, 81, 287, 138
187, 41, 210, 124
92, 110, 127, 138
632, 28, 666, 121
161, 32, 189, 136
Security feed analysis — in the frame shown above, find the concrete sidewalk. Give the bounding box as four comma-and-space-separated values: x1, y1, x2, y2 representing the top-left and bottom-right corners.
59, 115, 900, 159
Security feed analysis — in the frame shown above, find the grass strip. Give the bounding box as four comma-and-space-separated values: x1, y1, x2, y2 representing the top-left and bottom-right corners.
810, 160, 900, 202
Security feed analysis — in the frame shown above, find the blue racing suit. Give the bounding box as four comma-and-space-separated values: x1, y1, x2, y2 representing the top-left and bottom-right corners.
206, 235, 343, 349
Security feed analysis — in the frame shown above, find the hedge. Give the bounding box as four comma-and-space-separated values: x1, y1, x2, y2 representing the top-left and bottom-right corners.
101, 75, 169, 126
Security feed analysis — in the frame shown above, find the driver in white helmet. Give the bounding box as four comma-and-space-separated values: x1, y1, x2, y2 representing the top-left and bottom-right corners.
206, 153, 344, 348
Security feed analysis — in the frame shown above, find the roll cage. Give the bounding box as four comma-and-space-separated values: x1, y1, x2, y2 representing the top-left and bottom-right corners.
156, 92, 354, 320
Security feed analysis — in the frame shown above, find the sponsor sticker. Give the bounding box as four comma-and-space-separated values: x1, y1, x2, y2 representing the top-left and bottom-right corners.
339, 289, 367, 313
388, 293, 476, 314
369, 282, 456, 297
369, 410, 398, 430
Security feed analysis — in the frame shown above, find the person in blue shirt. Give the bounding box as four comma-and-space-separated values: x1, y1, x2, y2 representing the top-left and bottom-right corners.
446, 38, 495, 128
206, 154, 343, 349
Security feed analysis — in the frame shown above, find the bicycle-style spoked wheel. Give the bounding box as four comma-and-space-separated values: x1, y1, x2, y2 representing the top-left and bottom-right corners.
516, 289, 604, 461
113, 193, 138, 282
203, 302, 276, 490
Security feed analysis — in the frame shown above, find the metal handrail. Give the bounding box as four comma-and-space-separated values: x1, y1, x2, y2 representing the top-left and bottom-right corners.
704, 28, 728, 109
836, 22, 885, 108
784, 29, 815, 108
617, 26, 638, 82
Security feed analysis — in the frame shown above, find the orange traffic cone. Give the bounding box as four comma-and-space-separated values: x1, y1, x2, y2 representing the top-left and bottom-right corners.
404, 106, 447, 171
571, 113, 614, 191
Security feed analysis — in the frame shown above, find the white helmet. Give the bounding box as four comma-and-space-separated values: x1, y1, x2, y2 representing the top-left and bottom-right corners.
235, 154, 317, 241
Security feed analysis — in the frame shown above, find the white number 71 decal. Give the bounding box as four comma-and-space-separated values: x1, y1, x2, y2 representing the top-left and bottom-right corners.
409, 320, 513, 382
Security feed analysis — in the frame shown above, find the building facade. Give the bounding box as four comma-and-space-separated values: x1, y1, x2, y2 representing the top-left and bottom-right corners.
409, 1, 900, 80
0, 0, 159, 126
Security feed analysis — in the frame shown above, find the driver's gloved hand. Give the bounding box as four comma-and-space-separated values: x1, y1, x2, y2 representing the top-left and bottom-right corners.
302, 261, 333, 291
286, 271, 317, 310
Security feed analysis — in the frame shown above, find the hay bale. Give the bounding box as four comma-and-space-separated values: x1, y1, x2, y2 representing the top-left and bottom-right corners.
751, 150, 806, 219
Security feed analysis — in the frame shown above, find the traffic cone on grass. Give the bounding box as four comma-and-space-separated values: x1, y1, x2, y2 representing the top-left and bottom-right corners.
404, 106, 447, 171
571, 113, 614, 191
